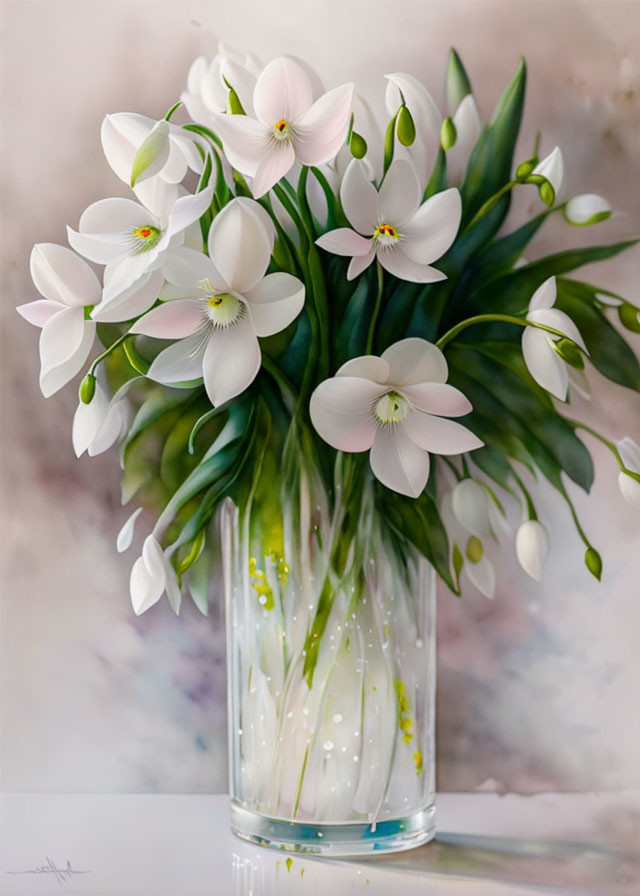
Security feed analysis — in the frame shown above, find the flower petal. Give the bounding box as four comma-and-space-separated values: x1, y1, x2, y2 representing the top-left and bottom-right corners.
163, 246, 226, 293
80, 197, 152, 233
401, 188, 462, 264
402, 382, 472, 416
72, 384, 109, 457
451, 479, 492, 537
294, 83, 355, 166
529, 276, 557, 311
166, 187, 214, 239
211, 113, 271, 177
447, 94, 482, 186
465, 554, 495, 599
147, 333, 207, 385
39, 306, 86, 377
528, 308, 587, 352
369, 425, 430, 498
251, 140, 296, 198
403, 409, 483, 455
117, 507, 143, 553
533, 146, 564, 196
309, 377, 384, 451
316, 228, 372, 257
17, 299, 63, 328
88, 398, 130, 457
522, 326, 568, 400
92, 270, 163, 323
66, 227, 130, 265
336, 355, 390, 384
244, 272, 305, 337
347, 246, 375, 280
377, 159, 421, 227
30, 243, 102, 307
39, 320, 95, 398
130, 535, 166, 615
130, 299, 205, 338
618, 471, 640, 507
381, 337, 448, 386
202, 312, 261, 406
253, 56, 313, 125
516, 520, 549, 582
385, 73, 442, 185
340, 159, 378, 235
378, 248, 446, 284
208, 197, 274, 293
565, 193, 611, 225
618, 437, 640, 473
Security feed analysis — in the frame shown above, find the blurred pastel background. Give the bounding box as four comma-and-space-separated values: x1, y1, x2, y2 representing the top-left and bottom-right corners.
1, 0, 639, 797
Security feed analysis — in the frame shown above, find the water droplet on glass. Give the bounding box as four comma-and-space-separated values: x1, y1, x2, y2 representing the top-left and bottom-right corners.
323, 740, 334, 751
333, 713, 343, 723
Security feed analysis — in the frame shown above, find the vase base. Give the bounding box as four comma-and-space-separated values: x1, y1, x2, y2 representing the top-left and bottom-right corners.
230, 801, 435, 856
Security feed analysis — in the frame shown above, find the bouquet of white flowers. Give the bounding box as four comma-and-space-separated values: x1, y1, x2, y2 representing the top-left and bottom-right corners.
18, 46, 639, 854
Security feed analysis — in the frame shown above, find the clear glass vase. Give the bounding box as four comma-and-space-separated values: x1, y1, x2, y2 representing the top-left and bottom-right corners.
221, 453, 436, 856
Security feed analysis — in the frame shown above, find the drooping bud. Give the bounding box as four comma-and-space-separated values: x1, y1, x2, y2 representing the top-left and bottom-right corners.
619, 302, 640, 334
564, 193, 611, 226
446, 48, 472, 115
539, 180, 555, 207
396, 105, 416, 147
585, 547, 602, 581
79, 373, 96, 404
516, 520, 549, 581
130, 120, 170, 187
440, 116, 457, 151
552, 337, 584, 370
531, 146, 564, 199
349, 130, 367, 159
516, 157, 538, 179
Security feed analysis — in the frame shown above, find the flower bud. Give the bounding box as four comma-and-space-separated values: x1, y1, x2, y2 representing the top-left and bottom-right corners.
532, 146, 564, 198
440, 116, 458, 151
564, 194, 611, 226
552, 337, 584, 370
130, 120, 170, 187
349, 130, 367, 159
516, 520, 549, 581
516, 157, 538, 179
584, 547, 602, 581
226, 85, 245, 115
79, 373, 96, 404
396, 105, 416, 147
539, 180, 555, 207
619, 303, 640, 334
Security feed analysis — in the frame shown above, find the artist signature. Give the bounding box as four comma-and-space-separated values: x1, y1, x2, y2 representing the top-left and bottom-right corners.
6, 857, 90, 885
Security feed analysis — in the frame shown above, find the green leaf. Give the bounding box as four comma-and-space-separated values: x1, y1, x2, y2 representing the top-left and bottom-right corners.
335, 275, 372, 365
446, 48, 472, 113
424, 148, 447, 199
123, 389, 199, 464
378, 488, 457, 593
460, 58, 526, 225
555, 279, 640, 391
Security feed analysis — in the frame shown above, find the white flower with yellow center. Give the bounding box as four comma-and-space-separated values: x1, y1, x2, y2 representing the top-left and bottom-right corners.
67, 186, 214, 308
17, 244, 99, 397
212, 56, 354, 198
316, 158, 461, 282
440, 479, 496, 598
130, 198, 305, 406
310, 338, 482, 498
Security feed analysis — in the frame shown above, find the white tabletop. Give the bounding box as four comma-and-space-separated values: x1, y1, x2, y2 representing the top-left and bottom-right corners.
1, 792, 638, 895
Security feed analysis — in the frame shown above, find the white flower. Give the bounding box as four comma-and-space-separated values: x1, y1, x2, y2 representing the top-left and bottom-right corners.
130, 534, 181, 615
130, 198, 304, 406
532, 146, 564, 198
17, 244, 98, 397
617, 437, 640, 506
564, 194, 611, 226
446, 94, 482, 186
440, 479, 496, 598
101, 113, 204, 189
213, 56, 354, 198
67, 186, 214, 305
117, 507, 143, 553
522, 276, 587, 400
385, 72, 442, 189
516, 520, 549, 581
310, 338, 482, 498
316, 158, 461, 282
182, 47, 260, 121
91, 269, 164, 323
72, 380, 132, 457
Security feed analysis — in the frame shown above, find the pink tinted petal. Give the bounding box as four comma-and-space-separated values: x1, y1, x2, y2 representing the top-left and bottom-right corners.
294, 83, 355, 166
316, 228, 372, 257
378, 248, 447, 284
17, 299, 63, 327
381, 337, 448, 386
309, 377, 384, 451
369, 425, 430, 498
130, 299, 205, 338
336, 355, 390, 384
30, 243, 102, 306
147, 333, 207, 384
212, 113, 270, 177
340, 159, 378, 234
244, 272, 305, 337
202, 312, 261, 406
402, 382, 472, 416
251, 141, 296, 198
529, 276, 556, 311
208, 197, 274, 293
253, 56, 313, 124
377, 159, 421, 227
347, 246, 375, 280
403, 409, 483, 455
402, 188, 462, 264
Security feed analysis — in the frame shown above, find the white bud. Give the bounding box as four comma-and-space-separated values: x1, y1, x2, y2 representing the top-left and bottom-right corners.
532, 146, 564, 196
564, 193, 611, 226
516, 520, 549, 582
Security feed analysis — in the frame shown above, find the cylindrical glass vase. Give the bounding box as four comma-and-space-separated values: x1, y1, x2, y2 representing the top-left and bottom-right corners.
221, 458, 436, 856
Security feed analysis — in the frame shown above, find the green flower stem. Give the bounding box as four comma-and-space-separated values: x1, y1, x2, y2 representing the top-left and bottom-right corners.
297, 167, 330, 382
88, 332, 131, 376
565, 418, 640, 484
436, 313, 583, 352
365, 261, 384, 355
461, 180, 518, 235
310, 166, 339, 227
261, 356, 298, 415
163, 100, 183, 121
510, 468, 538, 521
